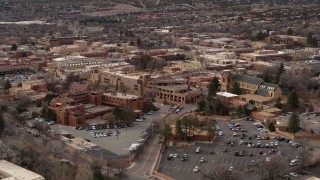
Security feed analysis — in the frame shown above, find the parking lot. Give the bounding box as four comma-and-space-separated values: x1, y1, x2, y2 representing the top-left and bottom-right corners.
158, 118, 306, 180
55, 103, 196, 156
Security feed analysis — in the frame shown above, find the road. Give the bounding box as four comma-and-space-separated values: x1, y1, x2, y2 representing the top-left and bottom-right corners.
127, 133, 161, 180
126, 103, 197, 179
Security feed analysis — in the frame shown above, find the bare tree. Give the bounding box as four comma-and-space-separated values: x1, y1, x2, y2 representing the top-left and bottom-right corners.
112, 161, 128, 179
119, 84, 129, 96
74, 162, 94, 180
201, 165, 239, 180
48, 140, 65, 158
255, 157, 286, 180
297, 148, 312, 171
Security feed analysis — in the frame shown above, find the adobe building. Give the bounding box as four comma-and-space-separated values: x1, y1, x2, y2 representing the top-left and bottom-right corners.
49, 91, 144, 126
153, 85, 202, 105
240, 50, 290, 62
96, 70, 150, 97
220, 70, 282, 107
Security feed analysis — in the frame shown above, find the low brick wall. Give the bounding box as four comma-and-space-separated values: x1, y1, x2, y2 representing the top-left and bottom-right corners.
295, 135, 320, 140
274, 130, 295, 139
153, 171, 175, 180
152, 145, 175, 180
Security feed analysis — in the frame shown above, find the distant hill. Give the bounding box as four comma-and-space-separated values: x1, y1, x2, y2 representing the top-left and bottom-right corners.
110, 0, 319, 9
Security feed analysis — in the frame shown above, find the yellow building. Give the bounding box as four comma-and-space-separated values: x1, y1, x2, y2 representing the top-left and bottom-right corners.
220, 70, 282, 107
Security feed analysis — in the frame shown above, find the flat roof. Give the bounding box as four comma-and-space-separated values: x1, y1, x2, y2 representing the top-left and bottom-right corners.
0, 160, 45, 180
216, 92, 238, 98
240, 94, 273, 102
104, 92, 140, 99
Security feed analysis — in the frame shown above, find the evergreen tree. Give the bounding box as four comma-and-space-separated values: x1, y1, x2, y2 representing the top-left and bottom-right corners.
10, 43, 17, 51
93, 169, 104, 180
288, 112, 300, 135
230, 82, 241, 95
45, 108, 56, 122
236, 105, 244, 117
268, 122, 276, 132
262, 72, 271, 83
256, 31, 264, 41
207, 77, 220, 98
198, 98, 206, 112
137, 38, 142, 47
287, 28, 293, 35
274, 97, 282, 109
274, 63, 284, 84
3, 80, 12, 90
287, 90, 299, 108
159, 123, 173, 148
0, 110, 5, 136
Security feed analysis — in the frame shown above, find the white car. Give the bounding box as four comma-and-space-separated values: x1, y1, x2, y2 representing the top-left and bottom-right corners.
233, 132, 237, 137
193, 166, 199, 173
103, 133, 107, 137
173, 154, 178, 158
146, 111, 153, 115
229, 167, 233, 171
219, 131, 223, 136
200, 157, 204, 163
90, 132, 95, 136
275, 141, 279, 146
247, 144, 251, 148
290, 172, 298, 177
47, 121, 55, 125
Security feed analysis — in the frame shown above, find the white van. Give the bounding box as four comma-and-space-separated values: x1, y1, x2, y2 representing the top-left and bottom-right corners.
196, 147, 201, 153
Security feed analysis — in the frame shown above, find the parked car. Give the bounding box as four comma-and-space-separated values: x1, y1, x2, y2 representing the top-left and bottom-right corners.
289, 172, 298, 177
193, 166, 199, 173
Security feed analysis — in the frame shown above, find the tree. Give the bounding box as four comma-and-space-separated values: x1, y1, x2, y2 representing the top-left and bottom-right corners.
112, 106, 123, 121
204, 118, 215, 141
198, 98, 206, 112
307, 32, 318, 47
0, 110, 5, 137
274, 97, 282, 109
235, 105, 244, 117
63, 73, 81, 89
143, 101, 156, 113
45, 108, 56, 122
274, 63, 284, 84
119, 84, 129, 95
10, 43, 18, 51
297, 148, 312, 171
287, 90, 299, 108
137, 38, 142, 47
159, 123, 172, 148
93, 168, 104, 180
255, 157, 286, 180
3, 80, 12, 90
268, 122, 276, 132
230, 82, 241, 95
214, 99, 229, 116
287, 28, 293, 35
288, 112, 300, 135
175, 120, 186, 140
262, 72, 271, 83
201, 165, 238, 180
208, 77, 220, 98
